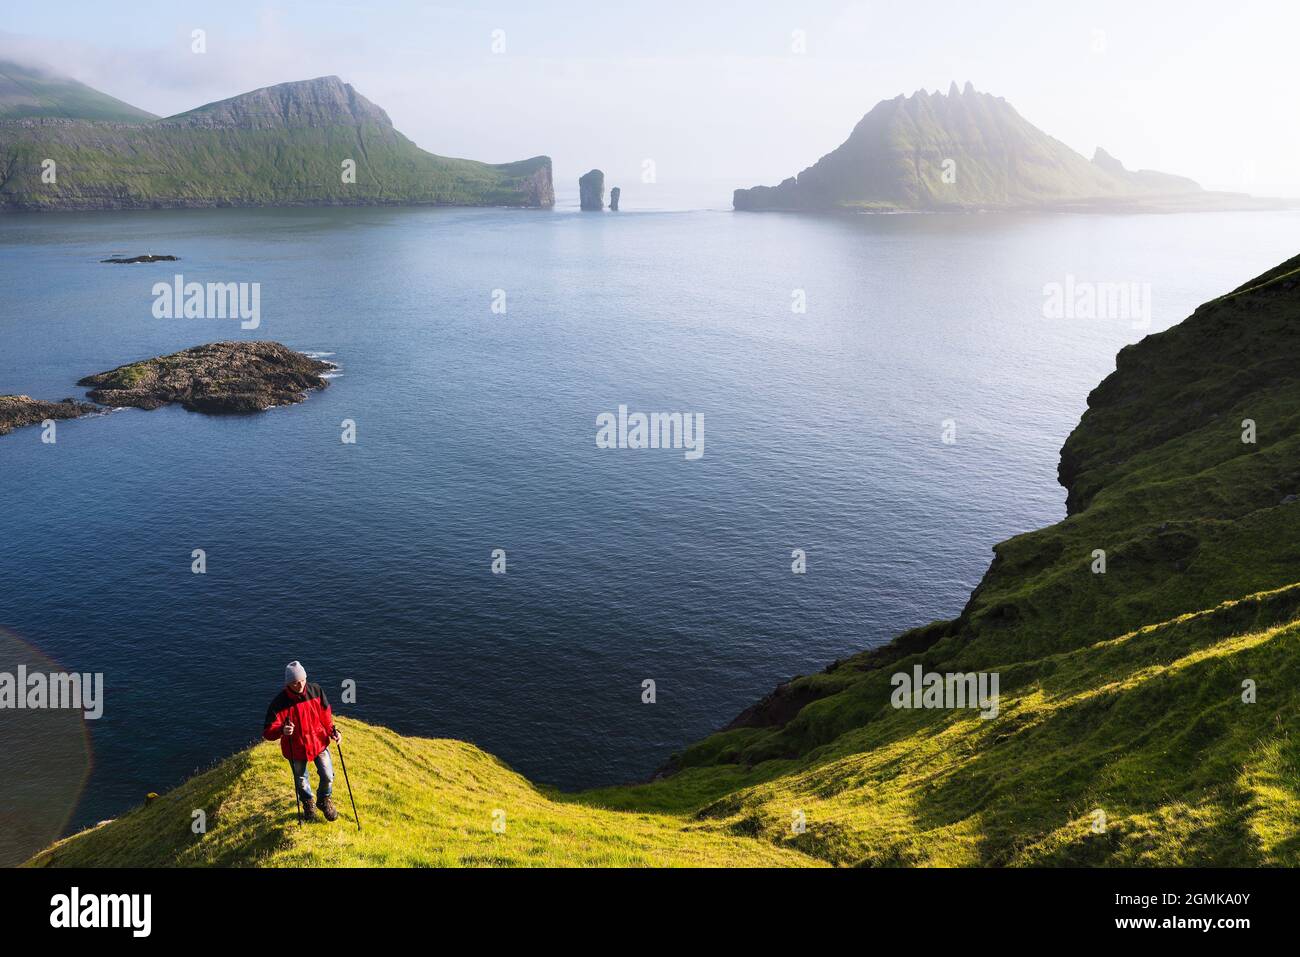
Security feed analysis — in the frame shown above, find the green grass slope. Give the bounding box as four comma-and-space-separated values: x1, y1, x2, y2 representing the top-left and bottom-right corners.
591, 584, 1300, 865
28, 254, 1300, 867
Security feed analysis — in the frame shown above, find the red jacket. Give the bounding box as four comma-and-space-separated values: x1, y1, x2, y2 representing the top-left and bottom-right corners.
263, 682, 335, 762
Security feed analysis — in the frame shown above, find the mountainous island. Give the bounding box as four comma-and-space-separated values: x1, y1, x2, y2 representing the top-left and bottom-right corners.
0, 60, 553, 210
25, 252, 1300, 867
735, 82, 1275, 213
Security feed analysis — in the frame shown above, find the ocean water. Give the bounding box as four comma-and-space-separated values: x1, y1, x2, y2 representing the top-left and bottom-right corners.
2, 204, 1298, 844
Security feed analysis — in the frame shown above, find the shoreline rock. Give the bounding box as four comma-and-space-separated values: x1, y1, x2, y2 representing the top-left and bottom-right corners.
77, 341, 335, 414
101, 254, 179, 264
0, 395, 99, 436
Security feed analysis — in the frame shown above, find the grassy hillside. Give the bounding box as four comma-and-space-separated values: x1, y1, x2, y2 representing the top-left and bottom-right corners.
0, 59, 156, 123
589, 585, 1300, 865
28, 254, 1300, 867
0, 76, 553, 210
27, 718, 814, 868
0, 123, 553, 210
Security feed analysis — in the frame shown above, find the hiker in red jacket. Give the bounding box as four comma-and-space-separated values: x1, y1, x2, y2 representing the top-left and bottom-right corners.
263, 661, 341, 822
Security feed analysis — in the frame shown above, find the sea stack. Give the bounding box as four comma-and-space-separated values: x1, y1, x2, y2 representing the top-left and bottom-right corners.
609, 187, 621, 211
579, 169, 605, 210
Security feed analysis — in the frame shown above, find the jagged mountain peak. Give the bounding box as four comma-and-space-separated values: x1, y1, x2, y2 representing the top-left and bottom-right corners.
899, 82, 985, 102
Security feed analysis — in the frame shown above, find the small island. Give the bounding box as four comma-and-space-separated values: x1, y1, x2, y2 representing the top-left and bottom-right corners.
0, 395, 99, 436
1, 342, 335, 438
101, 254, 180, 264
77, 341, 335, 414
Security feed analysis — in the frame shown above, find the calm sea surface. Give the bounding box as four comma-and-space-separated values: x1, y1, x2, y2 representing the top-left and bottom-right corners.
3, 203, 1298, 839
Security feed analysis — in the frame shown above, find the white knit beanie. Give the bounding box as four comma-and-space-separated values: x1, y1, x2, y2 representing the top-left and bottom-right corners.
285, 660, 307, 685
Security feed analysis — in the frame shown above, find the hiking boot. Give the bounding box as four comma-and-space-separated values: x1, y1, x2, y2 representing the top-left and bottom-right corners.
301, 797, 317, 820
319, 795, 339, 822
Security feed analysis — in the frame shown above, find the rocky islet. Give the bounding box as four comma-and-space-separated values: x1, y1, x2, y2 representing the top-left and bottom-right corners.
0, 341, 335, 438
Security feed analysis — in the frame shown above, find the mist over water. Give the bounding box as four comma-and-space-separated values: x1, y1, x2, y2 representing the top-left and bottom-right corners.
3, 205, 1299, 834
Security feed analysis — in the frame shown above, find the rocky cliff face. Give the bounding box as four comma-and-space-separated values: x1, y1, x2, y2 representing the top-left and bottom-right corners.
517, 159, 556, 208
162, 76, 392, 130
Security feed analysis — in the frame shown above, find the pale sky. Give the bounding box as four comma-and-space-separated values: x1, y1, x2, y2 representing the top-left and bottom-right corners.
4, 0, 1298, 197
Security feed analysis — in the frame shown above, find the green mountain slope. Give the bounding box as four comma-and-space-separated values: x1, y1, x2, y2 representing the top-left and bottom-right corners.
734, 83, 1261, 212
0, 75, 553, 210
27, 718, 816, 868
27, 254, 1300, 867
0, 58, 156, 123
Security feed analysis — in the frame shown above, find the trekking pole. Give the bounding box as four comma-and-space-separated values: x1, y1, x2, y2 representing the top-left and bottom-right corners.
287, 703, 302, 824
335, 737, 361, 831
291, 761, 303, 824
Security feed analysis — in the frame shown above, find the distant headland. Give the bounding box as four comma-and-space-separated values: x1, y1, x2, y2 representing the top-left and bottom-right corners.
0, 61, 553, 211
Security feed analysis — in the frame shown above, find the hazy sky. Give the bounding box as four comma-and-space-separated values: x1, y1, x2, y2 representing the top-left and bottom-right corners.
4, 0, 1298, 196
